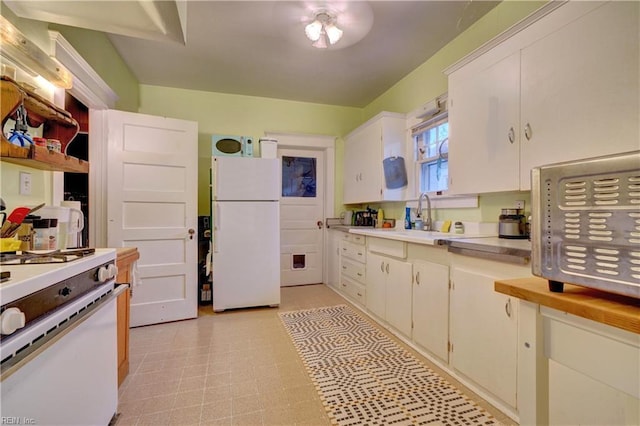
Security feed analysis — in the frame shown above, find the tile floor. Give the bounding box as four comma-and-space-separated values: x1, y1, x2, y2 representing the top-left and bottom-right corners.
117, 284, 516, 425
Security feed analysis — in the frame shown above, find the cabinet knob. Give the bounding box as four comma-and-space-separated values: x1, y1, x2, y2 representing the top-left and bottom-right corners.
524, 123, 532, 141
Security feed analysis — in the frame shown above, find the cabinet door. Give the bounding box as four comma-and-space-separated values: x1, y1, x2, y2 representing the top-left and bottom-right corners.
412, 260, 449, 362
450, 266, 518, 408
343, 120, 383, 204
357, 121, 383, 203
327, 230, 342, 289
380, 116, 407, 201
519, 1, 639, 190
448, 51, 521, 194
343, 132, 362, 204
385, 258, 413, 337
365, 252, 387, 320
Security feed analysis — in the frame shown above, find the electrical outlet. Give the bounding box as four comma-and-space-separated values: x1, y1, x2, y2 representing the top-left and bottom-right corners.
19, 172, 32, 195
515, 200, 525, 209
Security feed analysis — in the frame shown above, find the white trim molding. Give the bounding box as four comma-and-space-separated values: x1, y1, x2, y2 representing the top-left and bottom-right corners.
444, 1, 568, 75
265, 131, 336, 287
49, 31, 118, 109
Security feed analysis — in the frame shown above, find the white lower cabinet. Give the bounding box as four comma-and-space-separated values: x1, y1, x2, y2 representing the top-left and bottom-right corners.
366, 239, 413, 337
449, 255, 530, 411
365, 252, 387, 319
337, 233, 366, 307
412, 260, 449, 363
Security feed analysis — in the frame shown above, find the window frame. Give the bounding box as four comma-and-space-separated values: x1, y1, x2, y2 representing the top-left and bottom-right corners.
412, 110, 449, 196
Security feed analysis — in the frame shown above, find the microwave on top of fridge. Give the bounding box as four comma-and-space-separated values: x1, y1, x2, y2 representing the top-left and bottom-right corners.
212, 134, 254, 157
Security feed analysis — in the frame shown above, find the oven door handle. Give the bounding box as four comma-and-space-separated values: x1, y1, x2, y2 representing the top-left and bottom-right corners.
1, 285, 126, 381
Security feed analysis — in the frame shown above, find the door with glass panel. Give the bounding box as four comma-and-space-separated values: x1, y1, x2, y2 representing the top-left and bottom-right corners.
279, 149, 324, 286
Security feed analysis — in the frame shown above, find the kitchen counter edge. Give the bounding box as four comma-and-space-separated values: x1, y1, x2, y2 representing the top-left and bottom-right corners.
341, 227, 531, 258
495, 277, 640, 334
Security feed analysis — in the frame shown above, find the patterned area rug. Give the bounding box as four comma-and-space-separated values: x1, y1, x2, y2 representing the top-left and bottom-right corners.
279, 305, 500, 426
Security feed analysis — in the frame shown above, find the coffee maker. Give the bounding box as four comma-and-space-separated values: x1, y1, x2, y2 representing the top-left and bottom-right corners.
498, 208, 528, 239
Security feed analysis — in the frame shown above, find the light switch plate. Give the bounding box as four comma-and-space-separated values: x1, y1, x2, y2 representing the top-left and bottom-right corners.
515, 200, 525, 209
19, 172, 32, 195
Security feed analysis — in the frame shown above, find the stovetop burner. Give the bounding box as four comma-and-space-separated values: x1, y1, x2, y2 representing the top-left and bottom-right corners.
0, 248, 95, 265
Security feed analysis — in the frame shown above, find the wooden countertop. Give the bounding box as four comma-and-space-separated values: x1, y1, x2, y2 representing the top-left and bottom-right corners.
495, 277, 640, 334
116, 247, 139, 263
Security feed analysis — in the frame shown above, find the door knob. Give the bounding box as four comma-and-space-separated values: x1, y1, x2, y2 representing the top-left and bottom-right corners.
188, 228, 195, 240
317, 220, 324, 229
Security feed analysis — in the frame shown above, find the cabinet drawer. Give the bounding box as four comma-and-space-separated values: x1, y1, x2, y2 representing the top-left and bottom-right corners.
341, 241, 367, 263
342, 232, 365, 245
368, 237, 406, 258
341, 258, 366, 283
341, 276, 366, 306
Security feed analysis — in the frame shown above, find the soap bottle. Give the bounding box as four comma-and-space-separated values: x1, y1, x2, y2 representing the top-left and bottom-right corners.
377, 209, 384, 228
404, 207, 411, 230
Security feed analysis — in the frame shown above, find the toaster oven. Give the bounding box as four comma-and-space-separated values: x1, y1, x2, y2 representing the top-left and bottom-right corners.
531, 150, 640, 298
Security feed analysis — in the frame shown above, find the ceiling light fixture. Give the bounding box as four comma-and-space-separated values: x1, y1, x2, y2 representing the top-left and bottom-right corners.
305, 11, 343, 49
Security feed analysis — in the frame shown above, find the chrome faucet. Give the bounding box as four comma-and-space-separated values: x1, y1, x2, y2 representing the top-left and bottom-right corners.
417, 192, 433, 231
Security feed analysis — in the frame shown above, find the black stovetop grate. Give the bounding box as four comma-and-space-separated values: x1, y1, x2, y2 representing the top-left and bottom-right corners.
0, 248, 95, 265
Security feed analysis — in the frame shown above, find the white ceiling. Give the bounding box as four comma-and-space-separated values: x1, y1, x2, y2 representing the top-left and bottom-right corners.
5, 1, 501, 107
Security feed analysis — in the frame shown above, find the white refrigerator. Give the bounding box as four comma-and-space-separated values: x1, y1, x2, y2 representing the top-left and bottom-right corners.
211, 156, 281, 312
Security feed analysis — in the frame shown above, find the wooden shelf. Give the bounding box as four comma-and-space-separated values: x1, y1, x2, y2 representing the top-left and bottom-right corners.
1, 139, 89, 173
1, 76, 87, 173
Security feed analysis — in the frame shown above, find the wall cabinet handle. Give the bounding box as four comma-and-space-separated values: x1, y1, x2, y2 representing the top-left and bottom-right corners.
415, 271, 420, 285
385, 263, 389, 274
524, 123, 532, 141
342, 265, 347, 270
505, 298, 512, 318
380, 261, 385, 272
508, 127, 515, 144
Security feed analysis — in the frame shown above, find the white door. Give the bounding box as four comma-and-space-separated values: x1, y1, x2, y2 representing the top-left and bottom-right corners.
278, 148, 324, 286
106, 110, 198, 327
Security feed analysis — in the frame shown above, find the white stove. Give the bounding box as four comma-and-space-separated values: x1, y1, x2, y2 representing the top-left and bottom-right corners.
0, 248, 120, 425
0, 248, 116, 304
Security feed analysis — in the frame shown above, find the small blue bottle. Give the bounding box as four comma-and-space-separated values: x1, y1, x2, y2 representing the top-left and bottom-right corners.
404, 207, 411, 230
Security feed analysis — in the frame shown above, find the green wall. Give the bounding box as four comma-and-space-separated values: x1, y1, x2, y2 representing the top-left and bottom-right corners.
137, 85, 363, 215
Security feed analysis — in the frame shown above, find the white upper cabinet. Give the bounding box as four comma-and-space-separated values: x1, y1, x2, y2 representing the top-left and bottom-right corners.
447, 1, 639, 194
343, 112, 406, 204
519, 1, 639, 187
448, 51, 521, 194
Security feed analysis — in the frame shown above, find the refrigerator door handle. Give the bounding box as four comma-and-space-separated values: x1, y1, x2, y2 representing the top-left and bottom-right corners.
213, 203, 220, 253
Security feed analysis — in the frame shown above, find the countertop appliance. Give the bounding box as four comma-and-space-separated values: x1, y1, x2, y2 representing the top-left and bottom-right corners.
0, 248, 121, 424
498, 208, 528, 239
211, 157, 280, 311
531, 150, 640, 298
212, 134, 254, 157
